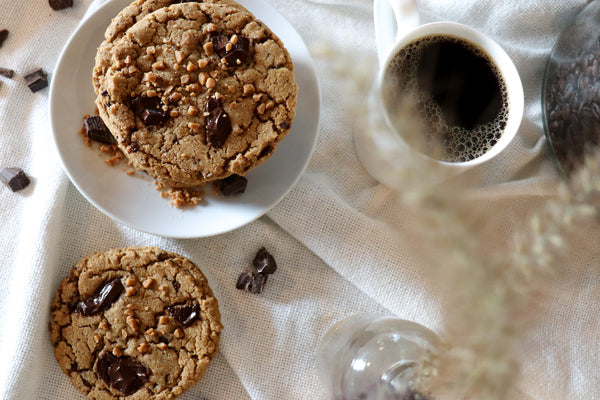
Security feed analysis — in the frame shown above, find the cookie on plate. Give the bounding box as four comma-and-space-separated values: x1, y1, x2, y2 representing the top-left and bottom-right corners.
49, 246, 222, 399
95, 1, 298, 187
93, 0, 246, 94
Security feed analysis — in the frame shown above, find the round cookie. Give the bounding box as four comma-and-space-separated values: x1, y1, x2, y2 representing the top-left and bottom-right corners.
49, 247, 222, 400
93, 0, 246, 94
95, 2, 298, 187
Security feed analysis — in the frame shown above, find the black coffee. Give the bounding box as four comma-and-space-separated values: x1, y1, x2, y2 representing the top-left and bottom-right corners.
382, 34, 509, 162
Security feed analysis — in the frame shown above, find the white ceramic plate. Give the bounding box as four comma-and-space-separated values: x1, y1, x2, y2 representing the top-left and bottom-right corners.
49, 0, 320, 238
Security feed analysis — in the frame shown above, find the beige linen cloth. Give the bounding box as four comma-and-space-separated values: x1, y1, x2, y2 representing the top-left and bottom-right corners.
0, 0, 598, 398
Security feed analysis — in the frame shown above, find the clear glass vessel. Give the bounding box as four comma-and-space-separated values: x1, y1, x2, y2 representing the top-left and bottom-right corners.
317, 314, 439, 400
542, 0, 600, 177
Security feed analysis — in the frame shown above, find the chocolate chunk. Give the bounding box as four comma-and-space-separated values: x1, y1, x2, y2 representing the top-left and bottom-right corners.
83, 116, 116, 144
131, 96, 169, 125
166, 300, 200, 327
49, 0, 73, 10
96, 352, 151, 396
211, 35, 229, 57
253, 247, 277, 275
0, 168, 30, 192
0, 67, 14, 78
258, 145, 273, 160
211, 34, 251, 65
128, 142, 140, 153
279, 121, 290, 130
204, 97, 231, 148
23, 69, 48, 93
76, 278, 124, 316
0, 30, 8, 48
218, 174, 247, 196
236, 272, 267, 294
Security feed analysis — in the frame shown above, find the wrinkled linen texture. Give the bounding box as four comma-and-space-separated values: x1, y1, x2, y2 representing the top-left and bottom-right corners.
0, 0, 598, 399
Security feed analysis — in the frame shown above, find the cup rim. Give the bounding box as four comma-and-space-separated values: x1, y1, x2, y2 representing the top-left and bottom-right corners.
379, 21, 525, 168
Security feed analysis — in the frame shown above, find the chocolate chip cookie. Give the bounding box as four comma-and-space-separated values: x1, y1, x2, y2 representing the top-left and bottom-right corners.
95, 1, 298, 187
49, 246, 222, 399
93, 0, 245, 94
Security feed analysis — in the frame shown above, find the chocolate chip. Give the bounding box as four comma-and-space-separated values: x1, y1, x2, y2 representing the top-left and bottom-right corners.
128, 142, 140, 153
49, 0, 73, 10
76, 278, 124, 316
23, 69, 48, 93
279, 121, 290, 130
211, 35, 229, 57
236, 271, 267, 294
172, 279, 180, 291
96, 352, 151, 396
131, 96, 169, 125
1, 168, 30, 192
0, 30, 9, 48
258, 146, 273, 160
218, 174, 247, 196
204, 97, 231, 148
0, 67, 14, 79
84, 116, 116, 144
166, 300, 200, 327
211, 34, 251, 66
253, 247, 277, 275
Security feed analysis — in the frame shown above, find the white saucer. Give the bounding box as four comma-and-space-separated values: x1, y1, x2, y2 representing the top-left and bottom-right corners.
49, 0, 321, 238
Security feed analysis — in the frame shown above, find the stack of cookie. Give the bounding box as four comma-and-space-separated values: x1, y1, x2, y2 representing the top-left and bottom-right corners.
93, 0, 298, 188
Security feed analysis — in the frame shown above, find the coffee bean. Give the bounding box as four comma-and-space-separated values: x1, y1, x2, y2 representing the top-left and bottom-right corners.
545, 42, 600, 174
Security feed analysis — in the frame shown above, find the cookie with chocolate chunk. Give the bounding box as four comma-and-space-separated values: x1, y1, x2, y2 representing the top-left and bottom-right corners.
48, 246, 222, 400
93, 0, 244, 94
95, 1, 297, 187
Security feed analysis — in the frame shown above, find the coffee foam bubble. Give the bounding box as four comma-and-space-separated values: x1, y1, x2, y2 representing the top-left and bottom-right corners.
383, 35, 510, 162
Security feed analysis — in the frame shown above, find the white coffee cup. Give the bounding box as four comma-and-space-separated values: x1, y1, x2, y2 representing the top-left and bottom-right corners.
356, 1, 524, 188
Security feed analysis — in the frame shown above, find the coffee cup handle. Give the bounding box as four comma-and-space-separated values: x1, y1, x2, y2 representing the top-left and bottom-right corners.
375, 0, 420, 66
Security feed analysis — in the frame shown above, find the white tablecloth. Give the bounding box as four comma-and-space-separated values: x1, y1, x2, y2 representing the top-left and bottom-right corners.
1, 0, 599, 398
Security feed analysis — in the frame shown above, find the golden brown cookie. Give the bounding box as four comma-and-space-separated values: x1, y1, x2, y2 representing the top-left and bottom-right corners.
93, 0, 245, 94
95, 2, 297, 187
49, 246, 222, 399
